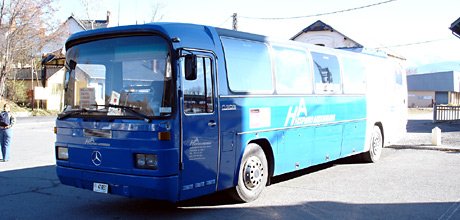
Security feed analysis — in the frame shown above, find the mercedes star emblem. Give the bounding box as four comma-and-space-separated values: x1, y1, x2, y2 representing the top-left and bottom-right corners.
91, 151, 102, 166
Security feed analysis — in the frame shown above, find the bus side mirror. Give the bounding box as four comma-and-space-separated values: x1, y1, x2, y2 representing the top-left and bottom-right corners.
69, 60, 77, 70
185, 54, 197, 80
64, 60, 77, 91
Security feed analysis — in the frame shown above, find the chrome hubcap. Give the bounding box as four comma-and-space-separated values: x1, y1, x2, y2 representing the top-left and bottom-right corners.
243, 156, 264, 190
372, 132, 382, 156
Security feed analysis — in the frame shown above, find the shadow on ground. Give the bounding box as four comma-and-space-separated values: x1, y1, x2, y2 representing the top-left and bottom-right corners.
0, 159, 459, 219
407, 119, 460, 133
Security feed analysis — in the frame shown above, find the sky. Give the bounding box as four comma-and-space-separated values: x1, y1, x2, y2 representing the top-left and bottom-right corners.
56, 0, 460, 70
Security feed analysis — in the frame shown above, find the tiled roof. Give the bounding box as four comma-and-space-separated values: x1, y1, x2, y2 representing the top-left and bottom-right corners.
77, 18, 109, 30
7, 67, 61, 80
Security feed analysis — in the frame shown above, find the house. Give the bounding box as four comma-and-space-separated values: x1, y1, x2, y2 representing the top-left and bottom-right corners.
7, 66, 62, 109
291, 20, 363, 48
291, 20, 405, 62
42, 11, 111, 56
407, 71, 460, 107
450, 16, 460, 38
37, 12, 111, 111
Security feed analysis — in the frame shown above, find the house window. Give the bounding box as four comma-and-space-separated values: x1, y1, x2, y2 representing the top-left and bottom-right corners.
51, 83, 63, 95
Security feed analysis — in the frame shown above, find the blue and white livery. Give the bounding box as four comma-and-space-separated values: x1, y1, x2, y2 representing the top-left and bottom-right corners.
55, 23, 407, 202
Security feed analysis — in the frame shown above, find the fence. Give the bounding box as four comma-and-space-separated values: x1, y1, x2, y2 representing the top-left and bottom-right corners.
433, 105, 460, 122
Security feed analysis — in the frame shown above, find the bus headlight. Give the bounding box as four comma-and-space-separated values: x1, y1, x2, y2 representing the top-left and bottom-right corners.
135, 154, 158, 170
57, 147, 69, 160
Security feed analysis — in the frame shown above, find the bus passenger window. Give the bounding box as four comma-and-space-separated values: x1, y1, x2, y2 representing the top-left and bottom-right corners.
395, 68, 403, 85
221, 37, 273, 94
311, 52, 341, 93
273, 46, 312, 94
183, 57, 214, 114
342, 57, 366, 94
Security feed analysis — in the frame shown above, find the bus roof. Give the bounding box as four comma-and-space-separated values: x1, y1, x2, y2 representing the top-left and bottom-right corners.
65, 22, 217, 50
65, 22, 389, 61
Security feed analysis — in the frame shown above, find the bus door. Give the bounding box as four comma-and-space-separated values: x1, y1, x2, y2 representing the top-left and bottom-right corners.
387, 64, 408, 140
179, 52, 219, 200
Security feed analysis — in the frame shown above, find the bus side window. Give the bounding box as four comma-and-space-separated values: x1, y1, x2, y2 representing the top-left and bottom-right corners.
221, 37, 273, 94
395, 68, 403, 85
273, 46, 312, 94
183, 56, 214, 114
311, 52, 341, 93
342, 57, 366, 94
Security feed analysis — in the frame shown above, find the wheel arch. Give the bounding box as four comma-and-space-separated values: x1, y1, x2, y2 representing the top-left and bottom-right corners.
374, 121, 385, 146
248, 138, 275, 185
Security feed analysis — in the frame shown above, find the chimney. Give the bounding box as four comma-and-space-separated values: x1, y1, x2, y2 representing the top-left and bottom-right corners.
106, 11, 111, 24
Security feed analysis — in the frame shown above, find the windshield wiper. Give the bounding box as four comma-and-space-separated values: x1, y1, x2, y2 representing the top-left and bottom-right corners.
57, 108, 101, 120
92, 104, 152, 122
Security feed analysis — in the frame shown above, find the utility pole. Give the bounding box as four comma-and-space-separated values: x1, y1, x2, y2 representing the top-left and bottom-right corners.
31, 58, 34, 110
232, 13, 238, 31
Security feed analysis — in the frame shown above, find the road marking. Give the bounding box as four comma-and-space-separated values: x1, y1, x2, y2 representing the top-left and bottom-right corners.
388, 145, 460, 153
438, 199, 460, 220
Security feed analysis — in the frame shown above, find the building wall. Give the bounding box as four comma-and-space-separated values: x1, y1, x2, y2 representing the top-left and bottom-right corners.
408, 91, 435, 107
407, 71, 460, 107
44, 68, 65, 111
408, 91, 460, 107
407, 71, 458, 92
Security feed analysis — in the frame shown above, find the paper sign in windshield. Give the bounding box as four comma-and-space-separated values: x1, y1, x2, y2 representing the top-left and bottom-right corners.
79, 88, 95, 109
108, 91, 121, 115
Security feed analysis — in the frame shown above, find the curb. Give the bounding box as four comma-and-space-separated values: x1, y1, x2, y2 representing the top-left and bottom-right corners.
14, 121, 55, 127
388, 145, 460, 152
15, 112, 32, 117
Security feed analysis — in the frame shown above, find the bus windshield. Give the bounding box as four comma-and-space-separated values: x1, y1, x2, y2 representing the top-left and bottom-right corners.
62, 35, 173, 119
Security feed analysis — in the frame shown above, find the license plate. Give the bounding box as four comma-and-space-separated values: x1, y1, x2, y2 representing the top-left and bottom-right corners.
93, 183, 109, 194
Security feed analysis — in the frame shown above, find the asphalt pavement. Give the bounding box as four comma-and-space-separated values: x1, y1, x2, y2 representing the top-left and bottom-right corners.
392, 109, 460, 152
0, 111, 459, 219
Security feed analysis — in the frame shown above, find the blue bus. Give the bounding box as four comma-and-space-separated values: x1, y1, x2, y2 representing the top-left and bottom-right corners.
55, 23, 407, 202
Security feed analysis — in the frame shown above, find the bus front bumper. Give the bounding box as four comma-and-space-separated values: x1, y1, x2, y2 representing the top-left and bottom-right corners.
56, 166, 179, 202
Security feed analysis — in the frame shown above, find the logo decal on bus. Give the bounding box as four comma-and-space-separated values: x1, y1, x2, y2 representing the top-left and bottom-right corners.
187, 137, 212, 161
222, 104, 237, 111
85, 137, 110, 147
91, 151, 102, 166
190, 137, 212, 147
284, 98, 336, 127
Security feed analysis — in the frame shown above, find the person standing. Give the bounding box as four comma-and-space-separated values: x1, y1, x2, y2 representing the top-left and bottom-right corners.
0, 103, 15, 162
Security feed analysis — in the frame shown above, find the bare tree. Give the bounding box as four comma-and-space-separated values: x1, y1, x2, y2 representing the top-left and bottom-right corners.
150, 2, 165, 22
0, 0, 58, 98
80, 0, 103, 28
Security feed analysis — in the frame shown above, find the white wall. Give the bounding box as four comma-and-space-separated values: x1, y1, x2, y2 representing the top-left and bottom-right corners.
45, 68, 65, 111
293, 31, 360, 48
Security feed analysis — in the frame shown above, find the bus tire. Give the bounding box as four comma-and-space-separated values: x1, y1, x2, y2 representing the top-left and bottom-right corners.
232, 143, 268, 202
362, 125, 383, 163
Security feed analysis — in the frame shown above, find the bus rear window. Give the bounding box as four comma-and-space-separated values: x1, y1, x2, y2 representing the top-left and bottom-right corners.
311, 52, 341, 93
221, 37, 273, 93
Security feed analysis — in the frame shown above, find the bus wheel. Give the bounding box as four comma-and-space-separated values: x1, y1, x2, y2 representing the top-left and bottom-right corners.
363, 125, 383, 163
233, 143, 268, 202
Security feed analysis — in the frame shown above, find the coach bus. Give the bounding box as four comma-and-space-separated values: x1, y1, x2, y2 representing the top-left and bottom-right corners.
55, 22, 407, 202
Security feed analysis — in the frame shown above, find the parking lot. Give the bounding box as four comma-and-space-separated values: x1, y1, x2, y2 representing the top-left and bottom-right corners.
0, 112, 459, 219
